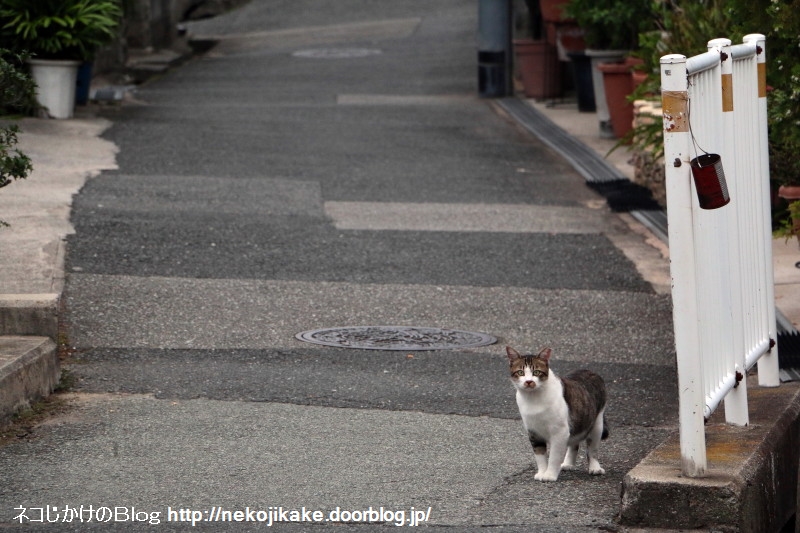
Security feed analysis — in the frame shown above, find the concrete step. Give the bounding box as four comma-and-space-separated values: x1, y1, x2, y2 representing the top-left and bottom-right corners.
0, 294, 59, 339
0, 336, 59, 422
620, 378, 800, 532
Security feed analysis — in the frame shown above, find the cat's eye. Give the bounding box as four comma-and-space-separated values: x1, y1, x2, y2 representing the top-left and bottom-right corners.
512, 370, 524, 377
532, 370, 545, 377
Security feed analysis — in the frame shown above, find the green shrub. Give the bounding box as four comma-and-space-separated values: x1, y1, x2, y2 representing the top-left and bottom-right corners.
0, 49, 34, 227
626, 0, 800, 234
0, 0, 122, 61
564, 0, 655, 50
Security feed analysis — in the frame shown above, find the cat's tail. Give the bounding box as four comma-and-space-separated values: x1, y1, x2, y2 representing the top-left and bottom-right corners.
601, 414, 609, 440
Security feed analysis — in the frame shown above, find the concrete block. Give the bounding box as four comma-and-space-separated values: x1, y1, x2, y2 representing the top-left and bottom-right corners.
0, 336, 59, 422
0, 294, 59, 339
620, 379, 800, 532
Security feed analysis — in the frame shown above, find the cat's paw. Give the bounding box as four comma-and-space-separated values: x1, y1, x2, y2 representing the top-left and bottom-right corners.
534, 472, 559, 482
589, 466, 606, 476
560, 463, 576, 470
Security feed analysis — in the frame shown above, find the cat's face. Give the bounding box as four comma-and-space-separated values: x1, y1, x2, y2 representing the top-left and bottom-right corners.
506, 346, 551, 391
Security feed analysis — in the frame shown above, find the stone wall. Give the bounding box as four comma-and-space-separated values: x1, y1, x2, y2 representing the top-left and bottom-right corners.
631, 100, 666, 208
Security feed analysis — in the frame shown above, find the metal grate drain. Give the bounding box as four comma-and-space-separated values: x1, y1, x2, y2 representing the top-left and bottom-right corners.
295, 326, 496, 351
292, 48, 382, 59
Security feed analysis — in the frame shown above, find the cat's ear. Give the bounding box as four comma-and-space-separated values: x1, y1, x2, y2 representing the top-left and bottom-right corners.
506, 346, 521, 361
537, 347, 552, 361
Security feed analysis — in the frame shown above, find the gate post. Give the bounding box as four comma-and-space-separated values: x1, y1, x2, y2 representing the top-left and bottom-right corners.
744, 33, 780, 387
661, 53, 707, 477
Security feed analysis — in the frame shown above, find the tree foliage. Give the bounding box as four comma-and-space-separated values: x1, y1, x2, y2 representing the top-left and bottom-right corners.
0, 0, 122, 61
0, 48, 34, 227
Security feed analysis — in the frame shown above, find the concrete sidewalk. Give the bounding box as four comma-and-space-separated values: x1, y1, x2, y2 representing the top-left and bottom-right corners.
0, 43, 192, 419
0, 115, 117, 419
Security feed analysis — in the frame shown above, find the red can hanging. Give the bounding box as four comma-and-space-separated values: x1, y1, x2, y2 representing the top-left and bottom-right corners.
690, 153, 730, 209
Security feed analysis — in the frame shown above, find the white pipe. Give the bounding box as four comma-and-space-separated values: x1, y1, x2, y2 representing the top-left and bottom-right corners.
704, 370, 739, 419
686, 50, 720, 75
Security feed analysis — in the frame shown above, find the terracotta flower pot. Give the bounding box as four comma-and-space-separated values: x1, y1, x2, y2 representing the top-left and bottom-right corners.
632, 70, 648, 88
556, 23, 585, 54
539, 0, 572, 23
513, 39, 561, 99
597, 57, 641, 139
778, 185, 800, 201
586, 49, 627, 138
778, 186, 800, 245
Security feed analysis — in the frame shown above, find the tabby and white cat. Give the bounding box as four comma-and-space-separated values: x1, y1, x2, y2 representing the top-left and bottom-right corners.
506, 346, 608, 482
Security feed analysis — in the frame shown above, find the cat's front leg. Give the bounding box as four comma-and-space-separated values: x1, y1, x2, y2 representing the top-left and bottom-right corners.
532, 451, 548, 480
539, 432, 569, 481
528, 432, 549, 480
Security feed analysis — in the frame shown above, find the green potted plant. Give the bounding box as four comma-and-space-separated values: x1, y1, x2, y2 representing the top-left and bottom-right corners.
774, 198, 800, 246
564, 0, 653, 137
0, 0, 122, 119
564, 0, 651, 51
623, 0, 738, 201
625, 0, 800, 244
513, 0, 588, 101
757, 0, 800, 247
771, 141, 800, 246
513, 0, 562, 99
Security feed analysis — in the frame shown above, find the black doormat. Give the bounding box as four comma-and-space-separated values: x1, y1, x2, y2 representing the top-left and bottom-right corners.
779, 331, 800, 368
586, 179, 663, 213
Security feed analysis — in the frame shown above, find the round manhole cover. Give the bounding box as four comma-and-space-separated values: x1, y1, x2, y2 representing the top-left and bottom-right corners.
292, 48, 382, 59
296, 326, 497, 351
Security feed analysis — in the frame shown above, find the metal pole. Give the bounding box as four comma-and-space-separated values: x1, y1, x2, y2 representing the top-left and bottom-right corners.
477, 0, 512, 97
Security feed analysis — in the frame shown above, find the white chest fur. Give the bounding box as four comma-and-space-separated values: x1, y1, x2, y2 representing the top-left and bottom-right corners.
515, 377, 569, 440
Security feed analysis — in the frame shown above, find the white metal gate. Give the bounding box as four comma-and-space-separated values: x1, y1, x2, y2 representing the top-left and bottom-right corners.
660, 35, 779, 477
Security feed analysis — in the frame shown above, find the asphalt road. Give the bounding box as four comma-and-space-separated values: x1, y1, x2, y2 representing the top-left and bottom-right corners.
0, 0, 678, 530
